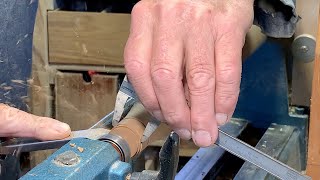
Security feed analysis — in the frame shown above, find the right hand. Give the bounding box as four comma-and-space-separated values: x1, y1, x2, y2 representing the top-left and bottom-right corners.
125, 0, 254, 147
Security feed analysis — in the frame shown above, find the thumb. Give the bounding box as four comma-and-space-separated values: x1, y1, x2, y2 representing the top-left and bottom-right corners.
0, 104, 71, 140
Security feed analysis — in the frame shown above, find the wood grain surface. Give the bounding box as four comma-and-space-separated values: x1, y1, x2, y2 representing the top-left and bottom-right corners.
29, 0, 56, 167
306, 5, 320, 179
48, 11, 130, 66
55, 72, 118, 130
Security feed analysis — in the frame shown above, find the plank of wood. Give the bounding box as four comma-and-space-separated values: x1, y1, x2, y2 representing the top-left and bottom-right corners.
55, 72, 118, 130
295, 0, 320, 37
48, 11, 130, 66
29, 0, 55, 168
29, 0, 54, 120
291, 0, 320, 106
306, 6, 320, 179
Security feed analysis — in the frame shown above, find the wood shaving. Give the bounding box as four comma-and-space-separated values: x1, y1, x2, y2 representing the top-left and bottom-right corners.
70, 143, 76, 147
11, 79, 25, 84
77, 147, 84, 153
1, 86, 12, 90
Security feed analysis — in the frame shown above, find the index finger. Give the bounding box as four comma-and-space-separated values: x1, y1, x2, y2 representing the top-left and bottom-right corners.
124, 2, 164, 121
0, 104, 71, 140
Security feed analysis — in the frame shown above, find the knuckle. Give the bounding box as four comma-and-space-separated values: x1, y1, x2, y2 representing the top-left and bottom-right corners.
155, 1, 184, 14
191, 115, 207, 128
166, 111, 184, 125
216, 75, 238, 87
33, 118, 48, 137
131, 1, 148, 18
191, 112, 215, 130
187, 67, 214, 95
35, 118, 47, 129
198, 8, 213, 20
192, 117, 201, 127
151, 65, 178, 85
124, 59, 146, 78
216, 90, 239, 105
188, 4, 213, 21
216, 63, 239, 86
154, 2, 170, 19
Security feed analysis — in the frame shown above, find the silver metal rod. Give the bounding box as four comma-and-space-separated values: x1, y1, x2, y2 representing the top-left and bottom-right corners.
215, 129, 311, 180
0, 128, 109, 154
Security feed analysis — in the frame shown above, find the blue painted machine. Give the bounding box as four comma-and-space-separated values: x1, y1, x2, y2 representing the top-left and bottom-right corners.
21, 138, 131, 180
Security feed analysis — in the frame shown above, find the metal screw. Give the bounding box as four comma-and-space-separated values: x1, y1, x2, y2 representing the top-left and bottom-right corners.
299, 45, 309, 53
54, 151, 80, 166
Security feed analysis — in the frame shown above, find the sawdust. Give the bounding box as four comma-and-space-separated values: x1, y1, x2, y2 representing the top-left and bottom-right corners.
77, 147, 84, 153
2, 86, 12, 90
11, 79, 27, 86
70, 143, 76, 147
69, 143, 84, 153
0, 83, 13, 91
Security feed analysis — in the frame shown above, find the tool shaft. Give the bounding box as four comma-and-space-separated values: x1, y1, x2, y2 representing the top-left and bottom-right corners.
216, 130, 311, 180
0, 128, 109, 154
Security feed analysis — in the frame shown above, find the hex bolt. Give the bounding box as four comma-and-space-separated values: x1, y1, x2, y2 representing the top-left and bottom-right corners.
54, 150, 80, 166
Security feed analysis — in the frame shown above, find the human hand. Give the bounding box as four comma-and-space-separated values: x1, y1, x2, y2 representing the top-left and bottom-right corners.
0, 104, 71, 140
125, 0, 254, 147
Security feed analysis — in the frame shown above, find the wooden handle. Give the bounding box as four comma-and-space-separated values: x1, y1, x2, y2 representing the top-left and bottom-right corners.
109, 102, 153, 158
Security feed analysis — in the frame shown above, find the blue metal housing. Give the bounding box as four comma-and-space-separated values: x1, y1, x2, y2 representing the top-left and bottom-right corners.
21, 138, 131, 180
234, 41, 308, 130
233, 40, 308, 167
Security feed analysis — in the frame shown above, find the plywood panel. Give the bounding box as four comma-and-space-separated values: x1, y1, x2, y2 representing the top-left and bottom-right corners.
55, 72, 118, 130
48, 11, 130, 66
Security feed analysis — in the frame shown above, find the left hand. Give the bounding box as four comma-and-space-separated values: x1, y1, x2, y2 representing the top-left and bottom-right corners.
0, 104, 71, 140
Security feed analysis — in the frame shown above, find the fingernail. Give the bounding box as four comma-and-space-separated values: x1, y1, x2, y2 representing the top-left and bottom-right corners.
55, 122, 71, 134
193, 130, 212, 147
175, 129, 191, 140
216, 113, 228, 125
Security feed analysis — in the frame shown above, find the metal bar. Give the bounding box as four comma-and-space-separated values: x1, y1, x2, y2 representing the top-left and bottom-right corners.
0, 128, 109, 154
234, 124, 298, 180
90, 111, 115, 129
175, 118, 248, 180
91, 98, 136, 129
216, 129, 311, 180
